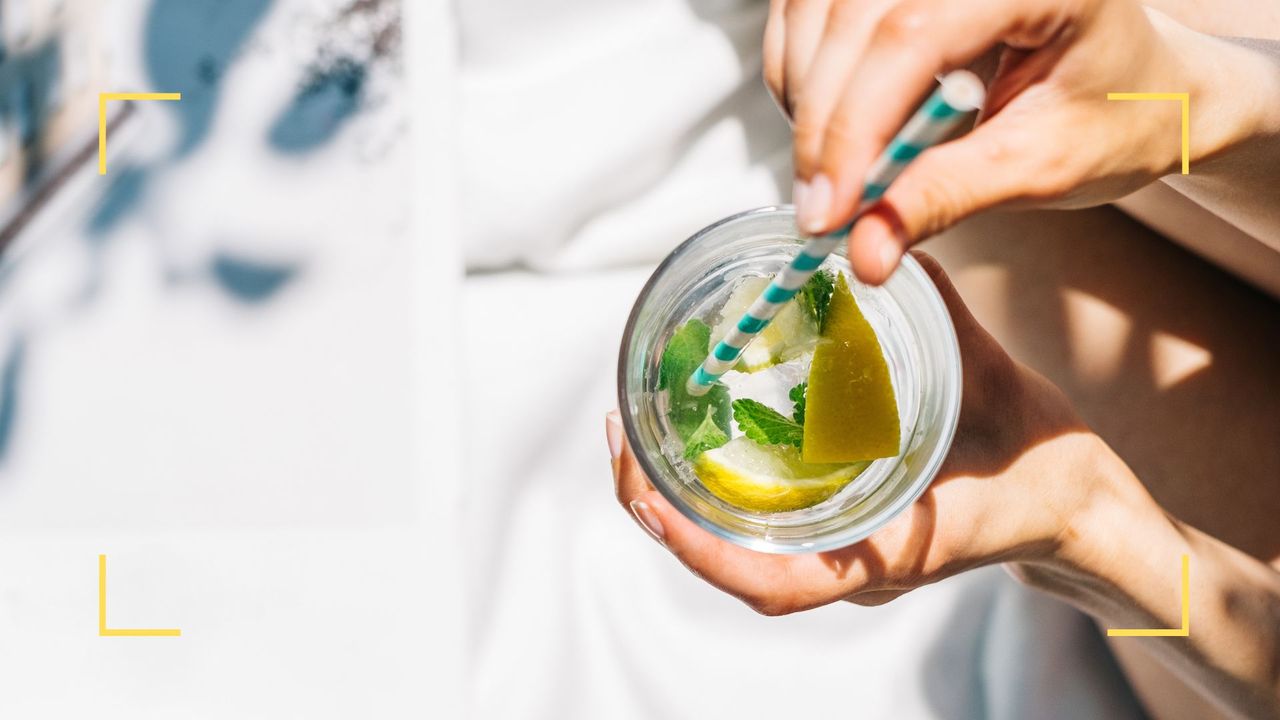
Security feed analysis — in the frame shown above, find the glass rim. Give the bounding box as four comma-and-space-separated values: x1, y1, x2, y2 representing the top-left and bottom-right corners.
616, 205, 962, 554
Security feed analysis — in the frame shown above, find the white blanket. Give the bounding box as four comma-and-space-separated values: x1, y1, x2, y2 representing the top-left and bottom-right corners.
460, 271, 1144, 719
456, 1, 1145, 717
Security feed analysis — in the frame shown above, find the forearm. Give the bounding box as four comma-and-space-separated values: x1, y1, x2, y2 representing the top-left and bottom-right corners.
1012, 441, 1280, 719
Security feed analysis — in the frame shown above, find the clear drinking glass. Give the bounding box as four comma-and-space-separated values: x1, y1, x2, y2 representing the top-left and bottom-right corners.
617, 206, 962, 554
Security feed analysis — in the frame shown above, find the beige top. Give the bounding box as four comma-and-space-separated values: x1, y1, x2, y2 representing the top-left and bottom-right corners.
1114, 36, 1280, 299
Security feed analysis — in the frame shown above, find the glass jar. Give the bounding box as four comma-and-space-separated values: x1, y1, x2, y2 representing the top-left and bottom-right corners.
617, 206, 962, 553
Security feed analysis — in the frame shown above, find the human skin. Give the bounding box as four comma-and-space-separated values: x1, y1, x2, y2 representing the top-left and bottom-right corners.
762, 0, 1280, 285
924, 206, 1280, 720
608, 253, 1280, 720
757, 1, 1280, 715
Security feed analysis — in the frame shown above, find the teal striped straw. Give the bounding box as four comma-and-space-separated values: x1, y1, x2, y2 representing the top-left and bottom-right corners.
687, 70, 986, 396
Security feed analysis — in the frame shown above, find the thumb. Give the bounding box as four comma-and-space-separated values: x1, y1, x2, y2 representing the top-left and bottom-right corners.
848, 124, 1026, 284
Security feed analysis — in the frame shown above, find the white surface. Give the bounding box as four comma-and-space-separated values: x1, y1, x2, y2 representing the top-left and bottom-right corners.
458, 0, 791, 272
456, 2, 1144, 718
0, 1, 1148, 717
459, 269, 1145, 720
0, 0, 461, 716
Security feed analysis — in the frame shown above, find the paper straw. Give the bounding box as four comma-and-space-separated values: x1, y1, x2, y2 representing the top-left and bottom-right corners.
687, 70, 986, 396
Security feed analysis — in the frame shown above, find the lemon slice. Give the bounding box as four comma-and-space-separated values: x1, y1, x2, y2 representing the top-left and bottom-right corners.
802, 274, 901, 463
710, 277, 818, 372
694, 437, 866, 513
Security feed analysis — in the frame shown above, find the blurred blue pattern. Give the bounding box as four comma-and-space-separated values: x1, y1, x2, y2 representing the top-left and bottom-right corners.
0, 336, 24, 463
210, 252, 299, 303
269, 57, 366, 153
144, 0, 274, 158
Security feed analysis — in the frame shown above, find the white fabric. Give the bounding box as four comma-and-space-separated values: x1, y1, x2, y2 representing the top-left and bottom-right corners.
458, 0, 790, 272
456, 2, 1151, 719
0, 1, 462, 716
460, 270, 1146, 720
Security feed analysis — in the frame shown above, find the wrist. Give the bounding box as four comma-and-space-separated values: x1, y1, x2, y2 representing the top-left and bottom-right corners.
1009, 439, 1191, 628
1151, 9, 1280, 171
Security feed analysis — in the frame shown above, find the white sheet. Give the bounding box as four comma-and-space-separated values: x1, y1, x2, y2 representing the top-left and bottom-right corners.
460, 269, 1146, 719
0, 1, 463, 716
457, 2, 1147, 717
458, 0, 790, 272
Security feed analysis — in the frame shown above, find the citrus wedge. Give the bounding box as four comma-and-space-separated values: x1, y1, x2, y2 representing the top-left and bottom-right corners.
801, 274, 901, 463
694, 437, 866, 513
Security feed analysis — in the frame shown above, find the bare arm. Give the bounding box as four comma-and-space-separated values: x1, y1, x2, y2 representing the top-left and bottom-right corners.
765, 0, 1280, 285
1012, 453, 1280, 720
610, 253, 1280, 719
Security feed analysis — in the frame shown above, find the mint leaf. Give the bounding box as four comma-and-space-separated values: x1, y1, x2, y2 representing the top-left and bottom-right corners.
658, 318, 708, 392
732, 398, 804, 449
789, 382, 807, 425
659, 319, 731, 443
797, 269, 835, 331
683, 406, 729, 459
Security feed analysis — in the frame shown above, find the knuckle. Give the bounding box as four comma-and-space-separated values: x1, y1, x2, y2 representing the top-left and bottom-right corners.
1024, 148, 1079, 202
974, 129, 1019, 166
818, 115, 857, 163
873, 5, 930, 49
783, 0, 818, 23
790, 106, 824, 142
747, 595, 801, 617
792, 118, 826, 159
823, 0, 862, 34
908, 172, 972, 236
824, 107, 856, 142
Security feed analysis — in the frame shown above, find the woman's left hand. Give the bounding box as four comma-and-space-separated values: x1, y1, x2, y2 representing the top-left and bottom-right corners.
607, 253, 1150, 615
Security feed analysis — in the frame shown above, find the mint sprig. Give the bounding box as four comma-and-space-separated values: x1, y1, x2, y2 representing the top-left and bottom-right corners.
660, 319, 731, 447
796, 269, 835, 331
684, 406, 729, 459
789, 382, 807, 425
732, 398, 804, 449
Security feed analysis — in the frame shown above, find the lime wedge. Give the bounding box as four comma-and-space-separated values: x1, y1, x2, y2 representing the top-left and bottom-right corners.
710, 277, 818, 372
802, 274, 900, 463
694, 437, 866, 513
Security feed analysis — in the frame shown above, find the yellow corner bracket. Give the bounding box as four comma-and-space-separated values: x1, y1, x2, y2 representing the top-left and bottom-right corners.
97, 92, 182, 175
1107, 554, 1190, 637
1106, 92, 1190, 175
98, 554, 181, 637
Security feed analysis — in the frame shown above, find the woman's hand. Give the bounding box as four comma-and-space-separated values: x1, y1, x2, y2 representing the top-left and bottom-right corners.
763, 0, 1280, 284
607, 253, 1153, 615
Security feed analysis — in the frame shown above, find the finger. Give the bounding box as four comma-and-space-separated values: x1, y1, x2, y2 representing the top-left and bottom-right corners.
845, 588, 907, 606
846, 120, 1034, 283
609, 411, 653, 507
763, 0, 788, 113
635, 488, 871, 615
781, 0, 836, 117
907, 250, 999, 354
792, 0, 896, 227
908, 250, 1026, 431
810, 0, 1083, 234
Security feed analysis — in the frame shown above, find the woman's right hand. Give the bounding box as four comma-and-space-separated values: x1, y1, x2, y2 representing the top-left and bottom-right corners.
763, 0, 1280, 284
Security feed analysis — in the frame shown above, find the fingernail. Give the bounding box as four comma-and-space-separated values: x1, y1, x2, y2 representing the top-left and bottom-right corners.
792, 178, 809, 212
878, 238, 899, 278
606, 411, 622, 459
798, 174, 831, 234
630, 499, 666, 543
